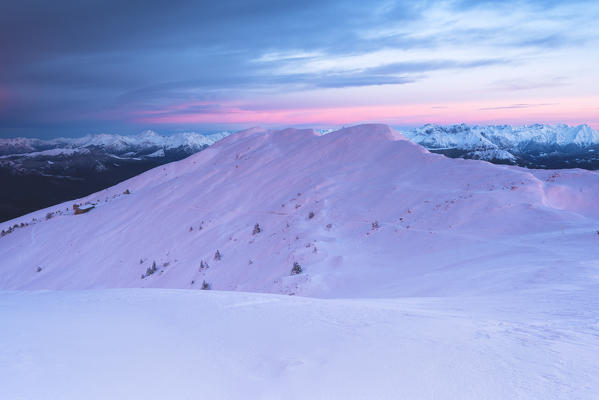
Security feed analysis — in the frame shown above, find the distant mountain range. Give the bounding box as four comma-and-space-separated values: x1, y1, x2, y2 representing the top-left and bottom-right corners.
0, 130, 230, 157
402, 123, 599, 169
0, 130, 230, 222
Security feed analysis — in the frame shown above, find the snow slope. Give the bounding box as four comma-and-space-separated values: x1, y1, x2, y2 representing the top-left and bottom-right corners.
0, 130, 231, 223
2, 124, 599, 399
1, 124, 598, 296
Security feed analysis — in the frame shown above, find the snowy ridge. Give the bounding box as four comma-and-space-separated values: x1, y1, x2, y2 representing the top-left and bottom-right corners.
2, 123, 599, 399
1, 123, 598, 296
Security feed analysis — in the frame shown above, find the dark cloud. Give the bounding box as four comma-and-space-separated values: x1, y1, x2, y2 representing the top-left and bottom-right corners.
0, 0, 595, 138
1, 0, 421, 137
0, 0, 410, 66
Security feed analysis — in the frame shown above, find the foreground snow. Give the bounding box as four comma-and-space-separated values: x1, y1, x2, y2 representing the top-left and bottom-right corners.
1, 288, 598, 400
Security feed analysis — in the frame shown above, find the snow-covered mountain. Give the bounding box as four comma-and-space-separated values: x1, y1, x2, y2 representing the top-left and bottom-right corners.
0, 130, 230, 222
2, 124, 599, 399
2, 124, 598, 295
0, 130, 231, 175
0, 130, 230, 156
403, 123, 599, 168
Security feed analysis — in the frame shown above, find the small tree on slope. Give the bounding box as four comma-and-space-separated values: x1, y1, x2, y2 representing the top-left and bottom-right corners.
291, 262, 302, 275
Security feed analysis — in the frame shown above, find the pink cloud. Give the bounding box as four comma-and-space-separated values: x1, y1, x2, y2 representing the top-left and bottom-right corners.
133, 97, 599, 128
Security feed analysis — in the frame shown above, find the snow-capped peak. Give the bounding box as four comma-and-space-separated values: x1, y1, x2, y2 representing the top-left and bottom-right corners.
403, 123, 599, 149
1, 130, 232, 156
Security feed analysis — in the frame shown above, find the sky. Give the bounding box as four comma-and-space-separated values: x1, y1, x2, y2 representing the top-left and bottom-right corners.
0, 0, 598, 139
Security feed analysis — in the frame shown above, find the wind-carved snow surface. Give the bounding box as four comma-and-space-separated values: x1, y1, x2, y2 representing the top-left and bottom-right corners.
1, 124, 599, 399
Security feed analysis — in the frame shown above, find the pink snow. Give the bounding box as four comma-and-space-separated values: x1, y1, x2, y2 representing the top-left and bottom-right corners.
1, 124, 599, 399
1, 123, 597, 295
